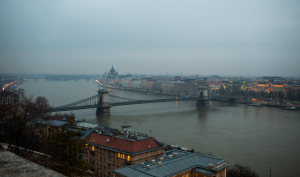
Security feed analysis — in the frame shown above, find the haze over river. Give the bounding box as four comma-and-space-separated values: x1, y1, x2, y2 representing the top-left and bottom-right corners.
20, 80, 300, 177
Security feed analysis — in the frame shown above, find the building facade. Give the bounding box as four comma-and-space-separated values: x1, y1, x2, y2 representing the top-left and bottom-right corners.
83, 125, 164, 177
113, 149, 229, 177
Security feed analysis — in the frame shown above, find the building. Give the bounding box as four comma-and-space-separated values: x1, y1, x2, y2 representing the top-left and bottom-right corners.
103, 65, 119, 85
84, 125, 165, 177
113, 149, 229, 177
0, 90, 19, 105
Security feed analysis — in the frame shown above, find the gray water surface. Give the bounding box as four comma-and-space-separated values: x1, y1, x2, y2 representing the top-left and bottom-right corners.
21, 80, 300, 177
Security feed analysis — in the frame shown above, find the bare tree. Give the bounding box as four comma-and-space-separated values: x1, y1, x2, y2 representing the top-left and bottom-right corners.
0, 96, 51, 158
227, 164, 259, 177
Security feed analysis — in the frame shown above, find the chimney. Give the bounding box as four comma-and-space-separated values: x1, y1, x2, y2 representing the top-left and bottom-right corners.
157, 161, 162, 165
141, 163, 144, 167
168, 155, 172, 159
162, 152, 166, 156
208, 163, 213, 168
159, 157, 164, 161
151, 160, 155, 163
173, 152, 178, 156
146, 165, 150, 169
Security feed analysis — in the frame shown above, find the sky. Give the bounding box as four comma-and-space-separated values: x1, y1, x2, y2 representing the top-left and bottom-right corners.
0, 0, 299, 76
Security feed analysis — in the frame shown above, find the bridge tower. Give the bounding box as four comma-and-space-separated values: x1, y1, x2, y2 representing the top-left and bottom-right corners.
195, 80, 209, 106
96, 89, 111, 116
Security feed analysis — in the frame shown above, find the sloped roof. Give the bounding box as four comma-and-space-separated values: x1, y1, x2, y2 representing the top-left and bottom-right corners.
87, 133, 162, 154
114, 149, 228, 177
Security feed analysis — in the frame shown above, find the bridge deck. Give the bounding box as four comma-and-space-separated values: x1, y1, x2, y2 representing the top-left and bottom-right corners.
51, 97, 205, 112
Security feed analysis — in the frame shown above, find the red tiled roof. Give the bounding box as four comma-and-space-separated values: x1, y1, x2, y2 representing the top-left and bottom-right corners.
87, 133, 159, 153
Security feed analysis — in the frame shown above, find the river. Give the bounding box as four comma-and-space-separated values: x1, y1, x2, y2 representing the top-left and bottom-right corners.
20, 79, 300, 177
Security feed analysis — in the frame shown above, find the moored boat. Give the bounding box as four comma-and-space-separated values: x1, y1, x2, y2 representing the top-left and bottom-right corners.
282, 106, 297, 110
247, 103, 263, 107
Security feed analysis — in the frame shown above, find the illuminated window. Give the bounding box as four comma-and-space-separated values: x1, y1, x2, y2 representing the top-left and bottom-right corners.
86, 144, 88, 148
148, 152, 150, 156
92, 146, 94, 151
127, 155, 130, 161
122, 154, 125, 159
139, 155, 141, 159
118, 153, 120, 158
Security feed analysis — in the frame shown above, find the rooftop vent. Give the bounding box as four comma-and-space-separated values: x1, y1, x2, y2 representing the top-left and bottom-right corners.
173, 152, 178, 156
151, 160, 155, 163
141, 163, 144, 167
159, 157, 164, 161
157, 161, 162, 165
168, 155, 172, 159
146, 165, 150, 169
208, 163, 213, 168
106, 139, 110, 142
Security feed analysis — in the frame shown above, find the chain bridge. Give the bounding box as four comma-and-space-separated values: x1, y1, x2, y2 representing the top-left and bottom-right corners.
51, 86, 236, 116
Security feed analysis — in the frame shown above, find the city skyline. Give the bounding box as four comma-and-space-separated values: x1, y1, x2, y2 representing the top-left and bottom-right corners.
1, 1, 300, 76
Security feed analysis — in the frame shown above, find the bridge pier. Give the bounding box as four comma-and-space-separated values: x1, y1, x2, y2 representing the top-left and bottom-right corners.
96, 107, 111, 116
96, 89, 111, 116
196, 80, 209, 106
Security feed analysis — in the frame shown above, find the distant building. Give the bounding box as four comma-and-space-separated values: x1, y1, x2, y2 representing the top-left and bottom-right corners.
113, 149, 229, 177
0, 90, 19, 105
103, 65, 119, 84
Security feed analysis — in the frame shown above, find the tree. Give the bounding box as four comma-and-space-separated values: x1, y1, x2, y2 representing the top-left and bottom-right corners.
0, 96, 50, 158
39, 117, 93, 176
227, 164, 259, 177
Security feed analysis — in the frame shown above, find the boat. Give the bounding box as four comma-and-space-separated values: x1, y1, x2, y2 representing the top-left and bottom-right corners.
147, 93, 152, 95
247, 103, 263, 107
282, 106, 297, 110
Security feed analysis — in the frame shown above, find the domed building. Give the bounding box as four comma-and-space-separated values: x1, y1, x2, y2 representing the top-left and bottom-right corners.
103, 65, 119, 84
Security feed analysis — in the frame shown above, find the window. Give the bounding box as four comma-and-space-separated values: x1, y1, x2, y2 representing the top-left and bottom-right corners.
97, 155, 98, 160
103, 149, 106, 154
104, 158, 106, 162
152, 151, 154, 155
108, 151, 111, 160
118, 153, 120, 158
108, 172, 111, 177
113, 160, 115, 166
92, 146, 94, 151
101, 165, 102, 169
97, 163, 98, 168
127, 155, 130, 161
148, 152, 150, 156
97, 147, 99, 152
86, 152, 88, 157
104, 166, 106, 171
86, 159, 88, 163
101, 156, 102, 162
113, 152, 115, 157
86, 144, 88, 149
139, 155, 141, 159
108, 163, 111, 169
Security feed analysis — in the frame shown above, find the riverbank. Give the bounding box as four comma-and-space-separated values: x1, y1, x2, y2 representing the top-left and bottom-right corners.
95, 80, 178, 97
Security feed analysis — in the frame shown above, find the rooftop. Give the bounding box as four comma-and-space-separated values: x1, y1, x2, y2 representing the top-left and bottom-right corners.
87, 133, 163, 154
113, 149, 228, 177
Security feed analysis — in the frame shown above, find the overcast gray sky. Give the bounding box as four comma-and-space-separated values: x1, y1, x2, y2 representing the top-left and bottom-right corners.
0, 0, 299, 76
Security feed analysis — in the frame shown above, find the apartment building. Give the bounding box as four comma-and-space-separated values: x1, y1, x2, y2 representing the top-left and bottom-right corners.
84, 125, 164, 177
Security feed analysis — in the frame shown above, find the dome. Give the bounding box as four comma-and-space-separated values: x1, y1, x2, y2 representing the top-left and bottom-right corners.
110, 65, 115, 73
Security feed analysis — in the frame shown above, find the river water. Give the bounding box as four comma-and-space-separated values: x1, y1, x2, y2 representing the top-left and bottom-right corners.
20, 80, 300, 177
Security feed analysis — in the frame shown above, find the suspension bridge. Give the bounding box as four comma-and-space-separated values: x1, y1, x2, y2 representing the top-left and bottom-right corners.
50, 86, 236, 116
